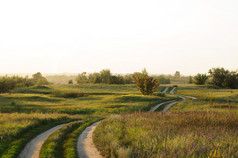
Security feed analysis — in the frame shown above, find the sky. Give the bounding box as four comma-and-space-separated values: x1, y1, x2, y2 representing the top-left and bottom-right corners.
0, 0, 238, 75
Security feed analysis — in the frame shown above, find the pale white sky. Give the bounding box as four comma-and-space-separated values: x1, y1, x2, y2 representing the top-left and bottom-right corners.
0, 0, 238, 75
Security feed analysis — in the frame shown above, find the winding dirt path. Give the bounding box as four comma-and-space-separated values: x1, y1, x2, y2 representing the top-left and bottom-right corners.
162, 87, 169, 94
170, 87, 176, 94
152, 88, 197, 112
18, 123, 68, 158
149, 100, 176, 112
77, 122, 103, 158
19, 87, 195, 158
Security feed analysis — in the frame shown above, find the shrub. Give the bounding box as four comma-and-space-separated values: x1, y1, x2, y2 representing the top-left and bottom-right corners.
193, 73, 208, 85
132, 69, 159, 95
68, 80, 73, 84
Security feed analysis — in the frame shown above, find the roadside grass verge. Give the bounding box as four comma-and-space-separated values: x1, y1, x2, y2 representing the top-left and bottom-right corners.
40, 118, 102, 158
93, 111, 238, 158
0, 113, 81, 158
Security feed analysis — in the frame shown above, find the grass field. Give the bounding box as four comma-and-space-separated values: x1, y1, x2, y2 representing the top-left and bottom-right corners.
93, 84, 238, 157
94, 112, 238, 158
0, 113, 81, 158
0, 84, 178, 115
0, 84, 177, 157
170, 84, 238, 112
1, 83, 238, 157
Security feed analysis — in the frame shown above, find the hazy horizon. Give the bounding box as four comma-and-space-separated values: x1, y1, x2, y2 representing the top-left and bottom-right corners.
1, 0, 238, 75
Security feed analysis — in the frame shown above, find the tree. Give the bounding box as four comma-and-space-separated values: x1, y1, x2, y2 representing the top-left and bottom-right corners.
174, 71, 181, 79
32, 72, 49, 85
99, 69, 111, 84
193, 73, 208, 85
209, 67, 238, 89
133, 69, 159, 95
208, 68, 229, 87
76, 72, 88, 84
223, 72, 238, 89
188, 76, 193, 84
32, 72, 43, 80
68, 79, 73, 84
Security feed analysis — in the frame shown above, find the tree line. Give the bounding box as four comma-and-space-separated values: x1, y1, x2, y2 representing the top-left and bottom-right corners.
0, 72, 49, 93
193, 67, 238, 89
74, 69, 171, 85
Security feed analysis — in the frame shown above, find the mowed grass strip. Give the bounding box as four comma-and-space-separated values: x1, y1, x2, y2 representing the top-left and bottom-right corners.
0, 113, 81, 158
93, 112, 238, 158
63, 118, 103, 158
40, 118, 102, 158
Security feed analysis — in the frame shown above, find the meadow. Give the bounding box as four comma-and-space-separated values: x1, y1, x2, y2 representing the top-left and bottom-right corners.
0, 84, 178, 115
94, 111, 238, 158
93, 84, 238, 158
0, 84, 177, 157
170, 84, 238, 112
1, 83, 238, 158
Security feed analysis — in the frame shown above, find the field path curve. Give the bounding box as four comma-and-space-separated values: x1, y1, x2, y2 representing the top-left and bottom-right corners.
77, 87, 197, 158
18, 123, 68, 158
153, 88, 197, 112
77, 122, 103, 158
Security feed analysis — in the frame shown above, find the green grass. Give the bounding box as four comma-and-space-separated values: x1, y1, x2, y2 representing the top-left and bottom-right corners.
40, 118, 102, 158
0, 84, 177, 157
0, 113, 81, 158
93, 111, 238, 158
40, 121, 82, 158
169, 84, 238, 112
1, 84, 178, 115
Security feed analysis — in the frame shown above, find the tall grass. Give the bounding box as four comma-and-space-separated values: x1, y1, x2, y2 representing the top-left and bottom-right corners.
94, 111, 238, 157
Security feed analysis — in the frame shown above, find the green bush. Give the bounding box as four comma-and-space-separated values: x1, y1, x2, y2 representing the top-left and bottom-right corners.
193, 73, 208, 85
132, 69, 159, 95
